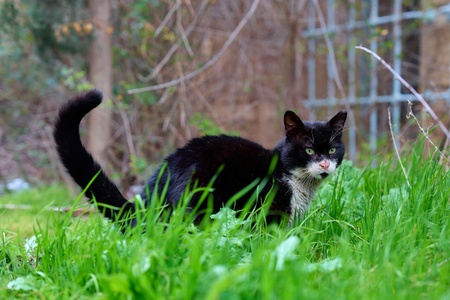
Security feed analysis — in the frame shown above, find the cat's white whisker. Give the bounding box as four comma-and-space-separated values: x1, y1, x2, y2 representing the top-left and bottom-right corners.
329, 129, 343, 143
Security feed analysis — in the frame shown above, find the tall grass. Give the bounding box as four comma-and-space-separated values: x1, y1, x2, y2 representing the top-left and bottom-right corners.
1, 144, 449, 299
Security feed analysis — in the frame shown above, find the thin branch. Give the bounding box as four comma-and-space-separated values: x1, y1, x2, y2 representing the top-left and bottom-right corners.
388, 107, 411, 188
193, 86, 225, 129
442, 137, 450, 166
356, 45, 450, 140
312, 0, 357, 153
312, 0, 347, 102
0, 204, 95, 216
128, 0, 261, 94
44, 125, 76, 196
154, 0, 181, 38
177, 0, 194, 57
406, 101, 450, 166
138, 0, 210, 82
111, 98, 136, 157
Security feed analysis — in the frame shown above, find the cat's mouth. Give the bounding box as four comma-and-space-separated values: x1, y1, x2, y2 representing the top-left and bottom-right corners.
319, 172, 329, 179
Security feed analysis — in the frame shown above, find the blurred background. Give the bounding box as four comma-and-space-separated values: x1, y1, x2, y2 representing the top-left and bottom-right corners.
1, 0, 449, 194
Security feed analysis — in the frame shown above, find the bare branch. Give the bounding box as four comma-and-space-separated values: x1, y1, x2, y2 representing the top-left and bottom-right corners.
128, 0, 261, 94
177, 1, 194, 57
0, 203, 95, 216
154, 0, 182, 38
388, 107, 411, 188
312, 0, 357, 155
356, 45, 450, 140
406, 101, 450, 166
112, 98, 136, 157
312, 0, 346, 101
138, 0, 210, 82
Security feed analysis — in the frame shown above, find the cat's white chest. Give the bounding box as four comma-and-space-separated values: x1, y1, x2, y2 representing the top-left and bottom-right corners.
284, 169, 321, 222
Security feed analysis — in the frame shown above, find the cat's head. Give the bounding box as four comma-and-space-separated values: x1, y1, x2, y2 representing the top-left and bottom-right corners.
277, 110, 347, 180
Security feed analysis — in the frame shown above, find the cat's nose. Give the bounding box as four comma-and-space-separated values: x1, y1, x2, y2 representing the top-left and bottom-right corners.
319, 160, 330, 170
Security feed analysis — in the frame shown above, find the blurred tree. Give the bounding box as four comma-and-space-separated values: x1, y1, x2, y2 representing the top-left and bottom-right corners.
0, 0, 90, 185
0, 0, 306, 189
87, 0, 113, 172
419, 0, 450, 149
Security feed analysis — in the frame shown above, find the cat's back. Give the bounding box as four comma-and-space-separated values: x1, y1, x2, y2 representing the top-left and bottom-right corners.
145, 134, 277, 206
173, 134, 271, 162
163, 134, 275, 184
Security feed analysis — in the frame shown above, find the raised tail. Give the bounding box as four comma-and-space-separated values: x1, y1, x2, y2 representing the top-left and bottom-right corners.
54, 89, 134, 222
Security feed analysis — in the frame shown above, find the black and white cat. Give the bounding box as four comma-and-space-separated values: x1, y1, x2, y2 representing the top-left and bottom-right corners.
54, 89, 347, 226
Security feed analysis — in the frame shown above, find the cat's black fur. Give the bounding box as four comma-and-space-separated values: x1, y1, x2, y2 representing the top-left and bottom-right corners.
54, 89, 347, 226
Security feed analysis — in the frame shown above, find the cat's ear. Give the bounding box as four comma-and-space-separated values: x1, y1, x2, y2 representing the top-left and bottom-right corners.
327, 111, 347, 133
284, 111, 305, 137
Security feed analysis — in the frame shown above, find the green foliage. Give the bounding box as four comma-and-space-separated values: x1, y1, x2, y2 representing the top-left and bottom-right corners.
189, 113, 239, 136
189, 112, 223, 136
60, 67, 93, 92
0, 0, 89, 88
0, 1, 21, 40
0, 185, 77, 237
1, 144, 449, 299
0, 0, 91, 144
25, 1, 89, 57
129, 154, 149, 177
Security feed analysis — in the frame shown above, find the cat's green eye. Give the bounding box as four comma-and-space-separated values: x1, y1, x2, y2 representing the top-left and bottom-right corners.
329, 147, 336, 154
305, 148, 315, 155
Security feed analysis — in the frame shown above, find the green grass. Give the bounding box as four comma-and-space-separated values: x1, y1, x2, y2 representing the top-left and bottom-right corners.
0, 185, 75, 237
1, 145, 449, 299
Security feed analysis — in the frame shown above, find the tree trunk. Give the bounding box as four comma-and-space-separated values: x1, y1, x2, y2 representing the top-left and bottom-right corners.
419, 0, 450, 148
283, 0, 300, 111
87, 0, 113, 172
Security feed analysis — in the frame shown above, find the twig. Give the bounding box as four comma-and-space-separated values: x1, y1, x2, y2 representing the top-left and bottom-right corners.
442, 137, 450, 166
312, 0, 357, 157
193, 87, 225, 129
44, 125, 76, 196
0, 204, 95, 216
312, 0, 347, 103
111, 98, 136, 157
177, 1, 194, 57
356, 45, 450, 140
138, 0, 210, 82
388, 108, 411, 188
128, 0, 261, 94
406, 101, 450, 166
154, 0, 181, 38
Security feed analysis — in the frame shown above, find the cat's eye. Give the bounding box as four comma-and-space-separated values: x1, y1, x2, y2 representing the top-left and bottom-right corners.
305, 148, 315, 155
329, 147, 336, 154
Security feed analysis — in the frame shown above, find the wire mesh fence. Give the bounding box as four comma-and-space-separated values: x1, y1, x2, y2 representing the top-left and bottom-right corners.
302, 0, 450, 161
